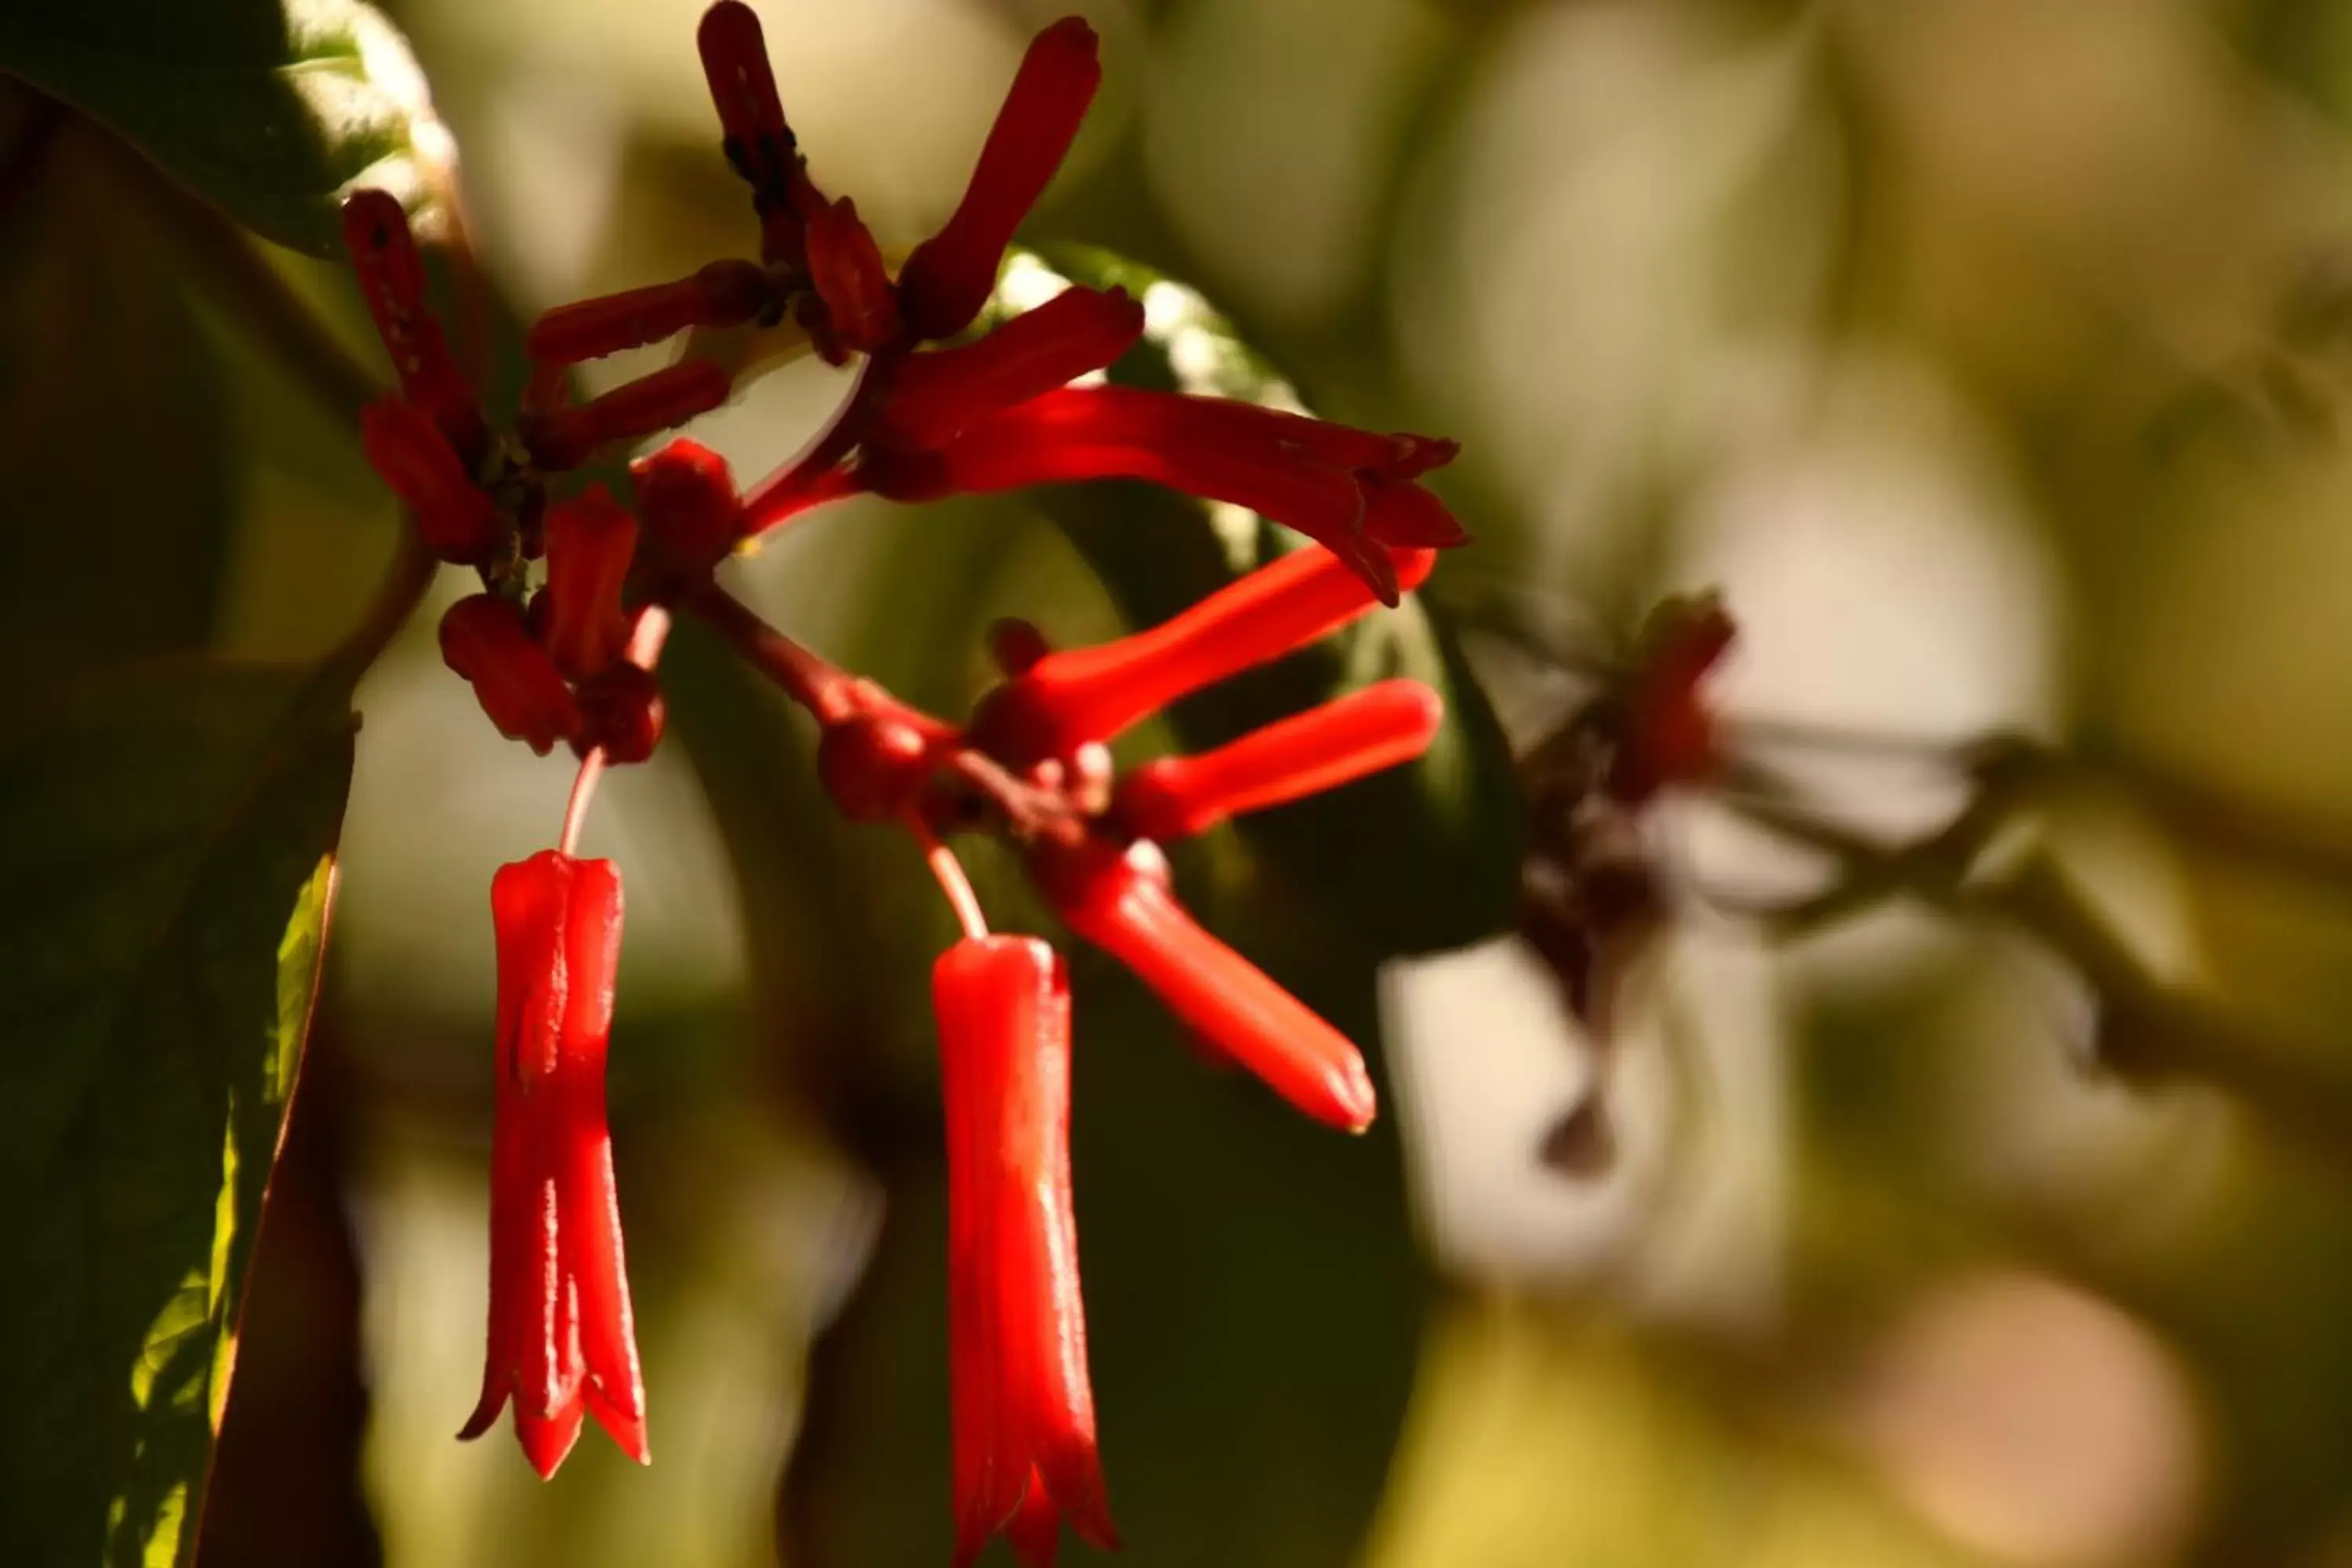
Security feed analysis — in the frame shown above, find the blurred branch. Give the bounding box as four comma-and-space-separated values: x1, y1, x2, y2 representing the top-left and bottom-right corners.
1712, 742, 2352, 1168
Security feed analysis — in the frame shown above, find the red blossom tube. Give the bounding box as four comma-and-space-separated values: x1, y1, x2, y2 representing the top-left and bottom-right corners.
1102, 391, 1458, 482
359, 397, 497, 563
440, 595, 582, 755
526, 260, 771, 365
900, 387, 1407, 598
804, 197, 900, 355
522, 360, 733, 472
970, 543, 1435, 765
897, 17, 1102, 341
632, 437, 747, 575
539, 488, 641, 681
340, 191, 483, 452
1612, 597, 1737, 804
462, 852, 648, 1476
879, 286, 1143, 447
1039, 844, 1376, 1132
933, 936, 1118, 1567
1112, 679, 1444, 841
697, 1, 824, 262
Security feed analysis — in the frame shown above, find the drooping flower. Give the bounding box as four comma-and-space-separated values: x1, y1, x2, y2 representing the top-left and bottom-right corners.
439, 595, 582, 755
537, 487, 642, 682
1029, 838, 1377, 1132
459, 851, 648, 1476
933, 936, 1118, 1567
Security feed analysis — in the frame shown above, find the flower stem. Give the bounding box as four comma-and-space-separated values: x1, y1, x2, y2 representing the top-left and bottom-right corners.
911, 820, 989, 941
683, 584, 857, 724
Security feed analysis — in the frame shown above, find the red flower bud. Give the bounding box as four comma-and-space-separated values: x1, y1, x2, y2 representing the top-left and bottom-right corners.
879, 285, 1143, 447
539, 488, 641, 681
1612, 593, 1737, 804
932, 935, 1117, 1567
340, 190, 482, 452
804, 198, 900, 358
440, 596, 582, 755
898, 18, 1102, 340
460, 851, 647, 1476
527, 260, 773, 366
359, 397, 497, 563
632, 437, 747, 575
1035, 841, 1375, 1132
818, 710, 936, 822
574, 663, 667, 765
697, 0, 822, 263
1112, 679, 1443, 841
522, 360, 734, 472
971, 543, 1435, 765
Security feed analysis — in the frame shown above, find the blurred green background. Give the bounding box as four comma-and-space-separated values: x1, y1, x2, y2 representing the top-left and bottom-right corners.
24, 0, 2352, 1563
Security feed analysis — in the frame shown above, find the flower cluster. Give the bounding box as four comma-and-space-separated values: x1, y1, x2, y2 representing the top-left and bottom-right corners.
339, 4, 1469, 1559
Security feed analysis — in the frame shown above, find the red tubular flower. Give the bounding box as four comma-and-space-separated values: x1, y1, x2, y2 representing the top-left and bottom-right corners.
633, 437, 748, 576
804, 198, 900, 359
697, 0, 824, 262
522, 360, 735, 472
1112, 678, 1443, 842
460, 851, 648, 1476
1035, 841, 1376, 1132
898, 17, 1102, 341
971, 543, 1436, 766
440, 596, 582, 755
878, 285, 1144, 448
539, 488, 641, 681
526, 260, 772, 366
869, 386, 1457, 600
1612, 594, 1737, 804
933, 935, 1117, 1568
340, 190, 484, 455
359, 397, 497, 563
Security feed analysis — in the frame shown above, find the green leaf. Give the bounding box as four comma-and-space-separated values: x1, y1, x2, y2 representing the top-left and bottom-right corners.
987, 246, 1525, 955
0, 0, 449, 257
0, 120, 238, 720
0, 661, 358, 1566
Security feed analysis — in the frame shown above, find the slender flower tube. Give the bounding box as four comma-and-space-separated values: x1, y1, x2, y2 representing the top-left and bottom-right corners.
539, 488, 641, 681
1112, 679, 1444, 842
867, 387, 1459, 597
1035, 840, 1376, 1132
440, 596, 582, 756
933, 936, 1117, 1567
804, 197, 900, 358
1611, 594, 1737, 804
897, 17, 1102, 340
359, 397, 497, 563
878, 285, 1144, 447
340, 190, 484, 456
526, 260, 772, 366
522, 360, 735, 472
970, 544, 1436, 767
460, 851, 648, 1476
697, 0, 823, 262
